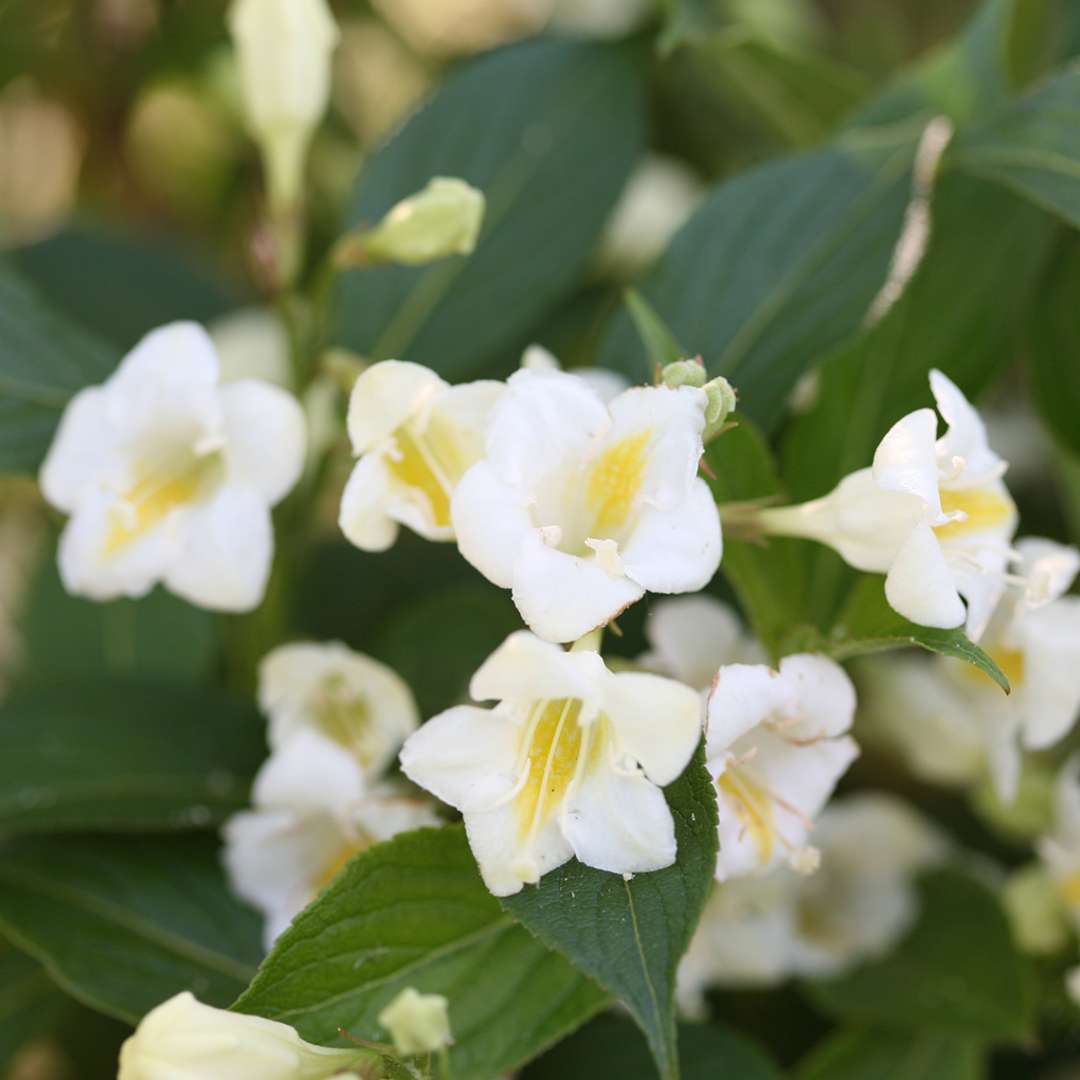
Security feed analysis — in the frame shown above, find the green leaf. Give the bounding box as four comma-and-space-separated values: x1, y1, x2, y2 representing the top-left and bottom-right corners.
0, 834, 263, 1022
371, 584, 521, 718
595, 142, 914, 432
1026, 237, 1080, 456
14, 224, 245, 351
702, 419, 807, 660
0, 264, 118, 473
826, 576, 1010, 693
794, 1026, 984, 1080
19, 542, 218, 685
0, 681, 265, 833
522, 1013, 780, 1080
950, 66, 1080, 228
338, 37, 646, 381
503, 747, 719, 1080
625, 288, 687, 370
234, 826, 608, 1080
779, 172, 1050, 625
0, 940, 72, 1068
806, 869, 1035, 1041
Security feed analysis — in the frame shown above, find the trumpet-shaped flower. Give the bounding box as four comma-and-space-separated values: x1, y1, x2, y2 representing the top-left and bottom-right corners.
118, 991, 364, 1080
39, 322, 305, 612
399, 630, 702, 896
378, 988, 453, 1055
259, 641, 418, 775
223, 730, 439, 947
228, 0, 339, 211
677, 794, 942, 1013
761, 370, 1017, 636
639, 595, 762, 691
858, 537, 1080, 802
339, 360, 502, 551
706, 654, 859, 879
452, 368, 722, 643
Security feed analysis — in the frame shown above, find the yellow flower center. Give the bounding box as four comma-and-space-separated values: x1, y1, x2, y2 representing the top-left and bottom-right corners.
934, 486, 1014, 541
716, 769, 775, 865
386, 414, 468, 528
587, 429, 652, 535
516, 698, 604, 843
103, 452, 221, 556
314, 675, 374, 764
956, 644, 1025, 689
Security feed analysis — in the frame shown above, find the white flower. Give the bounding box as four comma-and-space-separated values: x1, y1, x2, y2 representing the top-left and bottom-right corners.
39, 322, 305, 612
677, 794, 942, 1014
597, 155, 704, 275
378, 988, 452, 1055
259, 641, 419, 775
452, 368, 722, 643
399, 630, 702, 896
706, 654, 859, 879
857, 537, 1080, 802
223, 729, 439, 947
228, 0, 339, 210
117, 991, 363, 1080
339, 361, 502, 551
639, 595, 763, 691
519, 344, 629, 405
761, 370, 1017, 637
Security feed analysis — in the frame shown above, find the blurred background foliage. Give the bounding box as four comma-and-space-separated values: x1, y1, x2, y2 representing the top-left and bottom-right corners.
4, 0, 1080, 1077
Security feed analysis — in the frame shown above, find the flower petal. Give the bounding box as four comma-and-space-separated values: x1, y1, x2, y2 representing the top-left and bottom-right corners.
220, 380, 306, 504
931, 368, 1003, 484
605, 671, 702, 785
399, 705, 520, 814
511, 531, 643, 643
164, 484, 273, 612
884, 521, 965, 628
621, 478, 721, 593
39, 387, 116, 512
776, 654, 856, 740
1019, 597, 1080, 749
642, 596, 745, 689
346, 361, 446, 454
873, 407, 941, 514
706, 663, 790, 758
469, 630, 598, 704
339, 453, 400, 551
562, 765, 676, 875
451, 461, 533, 588
464, 801, 572, 897
252, 728, 365, 813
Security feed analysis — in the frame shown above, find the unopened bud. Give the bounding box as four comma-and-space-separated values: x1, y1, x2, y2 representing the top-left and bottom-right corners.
228, 0, 339, 212
660, 358, 706, 390
702, 375, 737, 440
358, 178, 485, 266
377, 988, 452, 1056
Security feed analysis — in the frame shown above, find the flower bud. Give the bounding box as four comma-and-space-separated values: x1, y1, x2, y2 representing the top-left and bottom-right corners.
118, 992, 364, 1080
659, 358, 706, 390
702, 375, 737, 441
228, 0, 339, 211
377, 988, 452, 1056
1003, 865, 1070, 955
357, 178, 485, 266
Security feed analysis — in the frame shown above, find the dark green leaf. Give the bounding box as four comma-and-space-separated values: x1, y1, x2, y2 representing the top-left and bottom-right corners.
806, 869, 1035, 1041
0, 264, 118, 473
1026, 237, 1080, 456
234, 826, 608, 1080
14, 224, 245, 351
0, 940, 71, 1069
794, 1025, 984, 1080
779, 172, 1050, 625
0, 834, 263, 1022
702, 418, 807, 660
338, 37, 646, 381
522, 1013, 780, 1080
595, 142, 914, 432
371, 584, 521, 718
827, 576, 1010, 693
950, 67, 1080, 228
503, 747, 718, 1080
19, 541, 218, 685
625, 288, 687, 370
0, 681, 265, 833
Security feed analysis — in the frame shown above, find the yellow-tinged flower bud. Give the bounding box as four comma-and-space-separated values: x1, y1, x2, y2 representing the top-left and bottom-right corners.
1003, 865, 1071, 955
358, 178, 485, 266
377, 988, 453, 1056
702, 375, 737, 440
118, 992, 365, 1080
227, 0, 339, 211
660, 358, 706, 390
